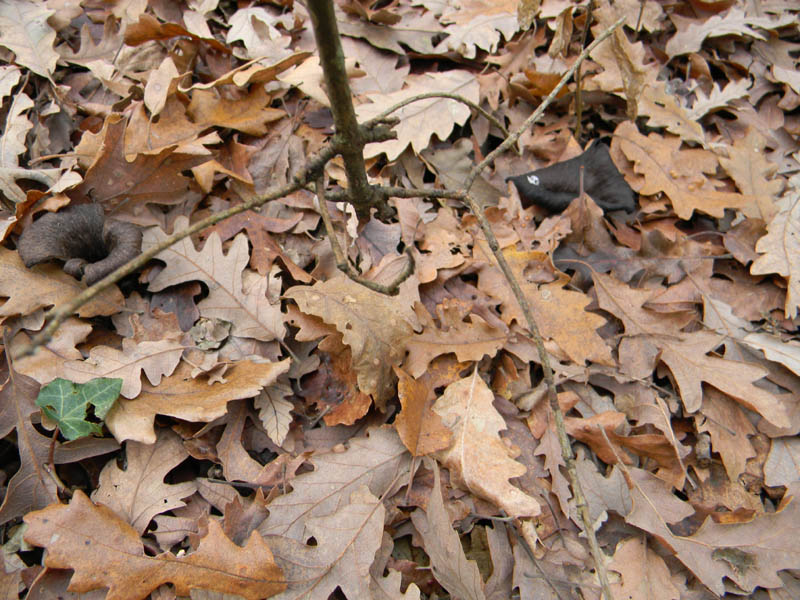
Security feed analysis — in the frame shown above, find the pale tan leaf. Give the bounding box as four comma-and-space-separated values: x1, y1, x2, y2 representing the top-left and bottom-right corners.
751, 193, 800, 318
267, 486, 385, 600
765, 437, 800, 487
718, 128, 783, 221
92, 429, 197, 534
411, 461, 486, 600
0, 0, 59, 78
356, 70, 479, 160
610, 536, 680, 600
285, 276, 414, 405
433, 369, 540, 517
438, 0, 519, 59
258, 427, 410, 540
254, 382, 293, 446
666, 8, 795, 58
743, 332, 800, 377
638, 81, 705, 146
144, 219, 285, 342
106, 359, 290, 444
626, 470, 800, 595
658, 331, 788, 428
63, 338, 184, 399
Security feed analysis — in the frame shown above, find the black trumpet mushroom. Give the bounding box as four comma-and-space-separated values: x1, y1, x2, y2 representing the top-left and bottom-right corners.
17, 203, 142, 286
506, 142, 636, 213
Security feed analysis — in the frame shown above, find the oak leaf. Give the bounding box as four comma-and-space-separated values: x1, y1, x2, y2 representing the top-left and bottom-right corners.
63, 337, 184, 399
404, 299, 506, 378
266, 486, 384, 600
92, 429, 197, 534
0, 0, 59, 79
75, 114, 209, 212
258, 427, 410, 540
438, 0, 518, 59
610, 536, 680, 600
0, 363, 57, 525
144, 218, 285, 342
394, 367, 453, 456
355, 70, 479, 160
625, 469, 800, 595
23, 490, 286, 600
750, 193, 800, 318
614, 120, 754, 219
106, 359, 290, 443
411, 461, 486, 600
0, 247, 123, 321
285, 276, 415, 406
432, 369, 540, 517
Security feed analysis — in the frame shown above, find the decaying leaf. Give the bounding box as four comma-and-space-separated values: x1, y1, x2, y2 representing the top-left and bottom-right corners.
23, 490, 286, 599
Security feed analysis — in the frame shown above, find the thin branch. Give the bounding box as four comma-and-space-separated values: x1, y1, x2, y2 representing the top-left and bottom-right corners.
574, 0, 594, 142
314, 177, 415, 295
13, 179, 300, 359
455, 19, 625, 600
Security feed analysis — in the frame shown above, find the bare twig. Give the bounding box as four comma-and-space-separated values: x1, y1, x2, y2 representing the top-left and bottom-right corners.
575, 0, 594, 142
456, 18, 626, 600
314, 177, 414, 295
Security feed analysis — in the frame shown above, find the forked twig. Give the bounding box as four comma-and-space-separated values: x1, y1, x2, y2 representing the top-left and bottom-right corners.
314, 177, 414, 295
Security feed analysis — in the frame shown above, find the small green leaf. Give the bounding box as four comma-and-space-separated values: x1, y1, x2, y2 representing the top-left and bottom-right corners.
35, 378, 122, 441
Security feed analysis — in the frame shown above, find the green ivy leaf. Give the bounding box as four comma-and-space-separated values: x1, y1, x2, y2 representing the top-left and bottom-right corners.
35, 378, 123, 441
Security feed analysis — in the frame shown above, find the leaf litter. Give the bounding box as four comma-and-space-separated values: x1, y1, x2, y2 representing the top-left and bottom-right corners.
0, 0, 799, 598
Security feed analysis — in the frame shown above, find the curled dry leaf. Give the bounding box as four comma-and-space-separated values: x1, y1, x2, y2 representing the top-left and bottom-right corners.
23, 490, 286, 600
432, 369, 540, 518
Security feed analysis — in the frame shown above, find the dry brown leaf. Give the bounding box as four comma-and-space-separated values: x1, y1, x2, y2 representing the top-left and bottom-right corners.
63, 337, 184, 399
404, 299, 506, 378
266, 486, 384, 599
0, 247, 123, 321
23, 490, 285, 599
438, 0, 518, 59
106, 359, 290, 444
410, 460, 486, 600
0, 0, 59, 79
394, 367, 453, 456
187, 87, 285, 136
658, 331, 789, 428
432, 369, 540, 517
258, 427, 410, 540
718, 128, 783, 221
75, 114, 210, 212
638, 80, 706, 146
696, 388, 756, 482
592, 272, 694, 336
92, 429, 197, 534
626, 469, 800, 595
478, 245, 613, 365
0, 363, 57, 525
355, 70, 479, 160
145, 219, 285, 342
750, 194, 800, 319
614, 120, 755, 219
285, 276, 415, 406
610, 536, 680, 600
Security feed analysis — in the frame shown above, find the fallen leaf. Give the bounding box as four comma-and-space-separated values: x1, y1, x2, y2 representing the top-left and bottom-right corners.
92, 429, 197, 534
105, 359, 290, 444
432, 369, 540, 517
23, 490, 286, 599
411, 460, 487, 600
394, 367, 453, 456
